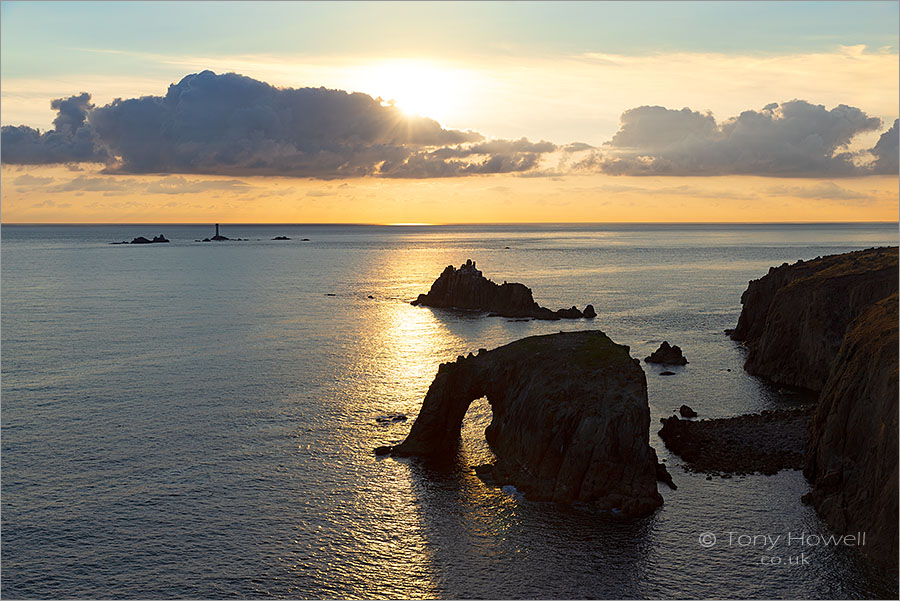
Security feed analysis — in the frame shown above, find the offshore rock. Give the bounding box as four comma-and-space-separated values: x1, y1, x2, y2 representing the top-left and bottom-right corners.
729, 246, 898, 390
804, 293, 898, 573
385, 330, 669, 517
678, 405, 697, 418
411, 259, 596, 320
644, 341, 688, 365
111, 234, 170, 244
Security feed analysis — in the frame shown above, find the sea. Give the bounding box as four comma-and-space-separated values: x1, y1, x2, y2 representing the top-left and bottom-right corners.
2, 222, 898, 599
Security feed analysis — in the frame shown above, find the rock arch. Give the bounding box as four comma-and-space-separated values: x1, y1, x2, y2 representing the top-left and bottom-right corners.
382, 330, 672, 517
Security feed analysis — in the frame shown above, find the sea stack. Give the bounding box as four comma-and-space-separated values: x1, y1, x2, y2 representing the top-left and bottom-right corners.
382, 330, 672, 517
644, 341, 688, 365
411, 259, 597, 320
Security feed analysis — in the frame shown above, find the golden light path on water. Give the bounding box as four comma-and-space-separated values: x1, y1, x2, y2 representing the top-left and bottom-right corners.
288, 248, 531, 598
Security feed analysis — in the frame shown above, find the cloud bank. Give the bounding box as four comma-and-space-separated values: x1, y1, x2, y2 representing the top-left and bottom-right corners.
583, 101, 890, 176
1, 71, 896, 178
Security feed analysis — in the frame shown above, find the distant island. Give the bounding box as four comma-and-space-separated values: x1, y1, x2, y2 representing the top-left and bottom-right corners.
110, 234, 169, 245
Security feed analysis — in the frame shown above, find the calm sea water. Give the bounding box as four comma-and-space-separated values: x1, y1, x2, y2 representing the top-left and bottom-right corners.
2, 223, 898, 599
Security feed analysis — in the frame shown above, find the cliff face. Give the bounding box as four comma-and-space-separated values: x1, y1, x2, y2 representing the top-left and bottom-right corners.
387, 331, 667, 517
804, 293, 899, 572
730, 247, 898, 390
412, 260, 595, 320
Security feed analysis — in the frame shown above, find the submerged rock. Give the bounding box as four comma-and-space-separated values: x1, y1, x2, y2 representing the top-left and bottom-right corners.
411, 259, 596, 320
383, 330, 669, 517
375, 412, 408, 424
645, 341, 688, 365
804, 293, 898, 573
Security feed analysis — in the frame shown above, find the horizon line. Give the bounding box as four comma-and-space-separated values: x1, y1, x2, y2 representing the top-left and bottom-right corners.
2, 220, 898, 227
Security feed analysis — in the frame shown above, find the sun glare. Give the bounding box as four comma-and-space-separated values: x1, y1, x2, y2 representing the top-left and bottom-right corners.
358, 60, 471, 124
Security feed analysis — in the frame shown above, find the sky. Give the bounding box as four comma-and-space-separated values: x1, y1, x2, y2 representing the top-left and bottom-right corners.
1, 0, 898, 223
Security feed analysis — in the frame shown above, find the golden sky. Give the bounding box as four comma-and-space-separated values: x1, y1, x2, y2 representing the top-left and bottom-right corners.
3, 164, 897, 224
1, 2, 898, 223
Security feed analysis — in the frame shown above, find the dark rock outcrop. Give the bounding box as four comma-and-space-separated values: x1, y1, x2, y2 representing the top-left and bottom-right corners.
658, 406, 813, 475
411, 260, 596, 320
729, 246, 898, 390
111, 234, 169, 245
804, 293, 898, 572
381, 330, 671, 517
272, 236, 291, 240
678, 405, 697, 418
644, 341, 688, 365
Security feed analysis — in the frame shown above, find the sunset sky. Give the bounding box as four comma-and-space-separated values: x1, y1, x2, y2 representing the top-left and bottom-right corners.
1, 0, 898, 223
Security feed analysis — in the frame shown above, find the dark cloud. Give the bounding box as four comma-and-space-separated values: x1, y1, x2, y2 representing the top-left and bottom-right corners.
870, 119, 898, 175
596, 101, 884, 176
1, 93, 108, 164
2, 70, 557, 179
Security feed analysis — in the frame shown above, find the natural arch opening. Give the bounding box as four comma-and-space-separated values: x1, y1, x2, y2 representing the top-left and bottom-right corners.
458, 395, 496, 466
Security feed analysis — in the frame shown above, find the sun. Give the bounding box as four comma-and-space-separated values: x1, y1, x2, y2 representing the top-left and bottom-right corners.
358, 60, 471, 124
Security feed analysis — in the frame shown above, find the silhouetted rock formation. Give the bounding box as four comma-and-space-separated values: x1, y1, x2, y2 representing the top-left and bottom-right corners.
678, 404, 697, 418
381, 330, 672, 517
272, 236, 291, 240
658, 406, 813, 475
804, 293, 898, 573
729, 246, 898, 390
644, 341, 687, 365
411, 260, 596, 320
110, 234, 169, 245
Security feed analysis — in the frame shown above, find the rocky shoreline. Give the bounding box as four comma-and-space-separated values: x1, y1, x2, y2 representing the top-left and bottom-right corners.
726, 246, 898, 572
